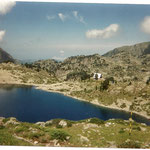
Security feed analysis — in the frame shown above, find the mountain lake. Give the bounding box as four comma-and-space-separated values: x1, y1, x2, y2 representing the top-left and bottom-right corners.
0, 85, 150, 125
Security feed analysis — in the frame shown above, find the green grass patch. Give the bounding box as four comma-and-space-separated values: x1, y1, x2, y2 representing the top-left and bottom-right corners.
15, 125, 29, 133
0, 128, 32, 146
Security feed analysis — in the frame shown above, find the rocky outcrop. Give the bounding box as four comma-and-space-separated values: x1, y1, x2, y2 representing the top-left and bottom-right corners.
58, 120, 67, 127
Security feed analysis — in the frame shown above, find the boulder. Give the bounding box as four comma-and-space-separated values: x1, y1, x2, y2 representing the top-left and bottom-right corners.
83, 123, 99, 130
59, 120, 67, 127
45, 120, 53, 126
0, 117, 5, 125
77, 134, 89, 143
5, 117, 20, 126
34, 141, 38, 144
0, 117, 5, 122
105, 122, 112, 127
36, 122, 45, 127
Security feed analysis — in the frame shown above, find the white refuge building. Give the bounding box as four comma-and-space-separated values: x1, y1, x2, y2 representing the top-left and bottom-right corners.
93, 73, 102, 79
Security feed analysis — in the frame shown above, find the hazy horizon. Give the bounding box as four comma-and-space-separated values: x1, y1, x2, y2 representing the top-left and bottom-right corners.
0, 1, 150, 61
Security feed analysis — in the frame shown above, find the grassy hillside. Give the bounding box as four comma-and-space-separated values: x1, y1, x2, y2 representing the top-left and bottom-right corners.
0, 117, 150, 148
0, 63, 58, 84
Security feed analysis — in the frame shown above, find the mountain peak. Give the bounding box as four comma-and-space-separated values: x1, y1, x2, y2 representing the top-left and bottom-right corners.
0, 48, 15, 63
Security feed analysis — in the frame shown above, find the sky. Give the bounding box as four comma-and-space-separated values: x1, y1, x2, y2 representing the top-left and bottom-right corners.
0, 1, 150, 61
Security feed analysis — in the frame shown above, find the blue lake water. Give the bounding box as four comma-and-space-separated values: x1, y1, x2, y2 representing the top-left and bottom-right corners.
0, 86, 150, 125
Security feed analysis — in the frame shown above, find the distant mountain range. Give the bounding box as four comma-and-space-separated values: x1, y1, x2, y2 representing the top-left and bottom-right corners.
1, 41, 150, 81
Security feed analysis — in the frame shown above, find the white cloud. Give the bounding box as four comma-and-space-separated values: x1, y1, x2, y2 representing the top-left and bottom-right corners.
0, 0, 16, 15
60, 50, 64, 55
58, 13, 66, 22
52, 51, 65, 61
0, 30, 6, 42
46, 15, 55, 21
86, 24, 119, 39
73, 11, 78, 18
52, 56, 66, 61
141, 16, 150, 34
73, 11, 86, 24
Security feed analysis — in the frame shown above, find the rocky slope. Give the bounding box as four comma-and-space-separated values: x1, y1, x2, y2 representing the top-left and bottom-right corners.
29, 41, 150, 82
32, 59, 60, 76
0, 48, 15, 63
102, 41, 150, 82
30, 54, 113, 80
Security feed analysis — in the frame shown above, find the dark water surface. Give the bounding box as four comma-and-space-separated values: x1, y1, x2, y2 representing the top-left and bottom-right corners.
0, 86, 150, 125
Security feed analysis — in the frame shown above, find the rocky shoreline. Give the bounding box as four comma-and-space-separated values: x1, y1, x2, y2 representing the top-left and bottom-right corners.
34, 84, 150, 121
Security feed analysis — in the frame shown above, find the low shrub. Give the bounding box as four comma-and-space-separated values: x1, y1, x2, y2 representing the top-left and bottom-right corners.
40, 136, 50, 143
119, 128, 125, 133
50, 130, 70, 141
28, 132, 44, 139
107, 77, 115, 83
100, 79, 110, 91
66, 71, 90, 81
66, 121, 73, 127
113, 119, 126, 125
129, 104, 134, 111
0, 125, 4, 129
51, 119, 62, 126
2, 118, 10, 123
89, 118, 104, 125
15, 126, 29, 133
133, 126, 141, 131
120, 103, 126, 108
118, 141, 141, 148
56, 125, 63, 128
146, 77, 150, 85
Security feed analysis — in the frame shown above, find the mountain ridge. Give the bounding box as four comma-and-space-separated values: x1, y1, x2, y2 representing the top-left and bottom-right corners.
0, 47, 15, 63
27, 41, 150, 81
103, 41, 150, 58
